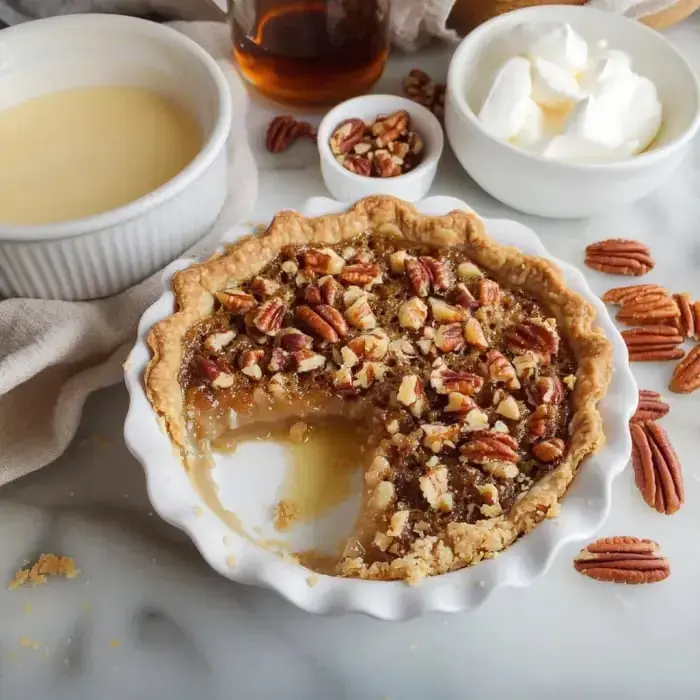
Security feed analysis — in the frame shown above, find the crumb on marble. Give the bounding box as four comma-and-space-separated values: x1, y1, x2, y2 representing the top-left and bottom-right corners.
273, 499, 300, 532
306, 574, 319, 588
24, 603, 32, 615
193, 505, 204, 517
110, 639, 120, 649
226, 555, 237, 569
9, 554, 80, 590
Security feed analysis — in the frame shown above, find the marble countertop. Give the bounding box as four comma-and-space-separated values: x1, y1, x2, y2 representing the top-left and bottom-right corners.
2, 19, 700, 700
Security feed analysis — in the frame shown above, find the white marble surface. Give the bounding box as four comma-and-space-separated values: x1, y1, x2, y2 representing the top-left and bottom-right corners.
2, 18, 700, 700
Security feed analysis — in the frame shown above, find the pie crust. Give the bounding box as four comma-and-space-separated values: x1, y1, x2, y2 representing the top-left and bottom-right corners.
145, 196, 611, 582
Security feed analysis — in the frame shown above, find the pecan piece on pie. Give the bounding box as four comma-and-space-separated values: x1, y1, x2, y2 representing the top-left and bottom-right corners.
460, 430, 519, 465
526, 375, 565, 406
630, 421, 684, 515
573, 537, 670, 584
430, 366, 483, 395
621, 325, 684, 362
584, 238, 654, 276
339, 263, 382, 288
631, 389, 670, 423
532, 437, 565, 463
252, 298, 287, 336
296, 305, 341, 342
478, 278, 501, 306
484, 349, 520, 390
215, 289, 257, 314
505, 320, 559, 358
669, 344, 700, 394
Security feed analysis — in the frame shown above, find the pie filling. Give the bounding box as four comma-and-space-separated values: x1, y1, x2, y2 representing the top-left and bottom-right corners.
178, 230, 580, 582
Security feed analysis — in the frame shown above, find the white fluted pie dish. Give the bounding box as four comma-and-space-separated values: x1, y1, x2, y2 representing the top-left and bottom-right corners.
123, 195, 637, 620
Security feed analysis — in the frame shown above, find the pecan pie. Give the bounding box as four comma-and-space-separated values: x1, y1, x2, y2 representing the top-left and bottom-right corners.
146, 197, 611, 583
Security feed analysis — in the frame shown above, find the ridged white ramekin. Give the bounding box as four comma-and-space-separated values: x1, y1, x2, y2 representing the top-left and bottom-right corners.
0, 14, 231, 300
124, 195, 638, 620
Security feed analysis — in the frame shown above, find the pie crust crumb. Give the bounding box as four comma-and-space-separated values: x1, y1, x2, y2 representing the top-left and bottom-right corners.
9, 554, 79, 590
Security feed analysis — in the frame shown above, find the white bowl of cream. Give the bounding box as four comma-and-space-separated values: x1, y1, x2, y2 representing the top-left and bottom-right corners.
445, 5, 700, 218
0, 14, 231, 299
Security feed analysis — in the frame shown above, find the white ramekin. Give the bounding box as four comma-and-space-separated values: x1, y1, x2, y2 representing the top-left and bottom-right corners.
124, 195, 637, 620
445, 5, 700, 219
317, 95, 443, 203
0, 14, 232, 300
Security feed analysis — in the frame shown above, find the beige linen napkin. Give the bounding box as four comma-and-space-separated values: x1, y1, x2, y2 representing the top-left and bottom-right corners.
0, 21, 258, 486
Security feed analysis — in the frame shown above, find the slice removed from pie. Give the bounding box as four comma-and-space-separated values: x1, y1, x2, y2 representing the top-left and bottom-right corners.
145, 196, 611, 583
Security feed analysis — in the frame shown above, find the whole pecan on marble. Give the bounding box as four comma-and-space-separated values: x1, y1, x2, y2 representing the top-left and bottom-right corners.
630, 420, 683, 515
631, 389, 670, 423
265, 115, 316, 153
602, 284, 679, 327
584, 238, 654, 276
573, 537, 670, 584
402, 68, 446, 120
669, 344, 700, 394
621, 325, 684, 362
672, 292, 696, 338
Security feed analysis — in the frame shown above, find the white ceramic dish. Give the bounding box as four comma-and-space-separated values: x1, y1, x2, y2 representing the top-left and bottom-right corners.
0, 14, 232, 300
124, 195, 637, 620
445, 5, 700, 219
317, 95, 443, 203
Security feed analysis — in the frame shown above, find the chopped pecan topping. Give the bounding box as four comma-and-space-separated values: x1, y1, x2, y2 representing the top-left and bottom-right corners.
496, 394, 520, 420
478, 278, 501, 306
345, 294, 377, 330
318, 275, 343, 306
339, 263, 383, 288
267, 347, 292, 373
453, 283, 479, 310
300, 248, 345, 275
430, 366, 483, 395
353, 361, 387, 389
434, 323, 465, 353
421, 257, 453, 293
464, 317, 488, 349
527, 404, 556, 440
346, 329, 389, 361
419, 466, 453, 511
250, 276, 280, 298
238, 349, 265, 380
485, 350, 520, 390
397, 375, 427, 417
215, 289, 257, 314
211, 372, 235, 389
293, 349, 327, 373
333, 366, 354, 391
329, 118, 366, 155
429, 297, 467, 324
420, 423, 460, 453
506, 320, 559, 358
573, 537, 670, 584
512, 351, 539, 382
444, 392, 478, 413
398, 297, 428, 330
253, 297, 286, 336
461, 430, 519, 464
532, 438, 565, 463
277, 328, 313, 352
526, 375, 565, 406
389, 250, 411, 274
203, 330, 236, 353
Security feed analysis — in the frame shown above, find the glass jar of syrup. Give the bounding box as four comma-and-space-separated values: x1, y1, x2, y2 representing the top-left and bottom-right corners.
225, 0, 390, 107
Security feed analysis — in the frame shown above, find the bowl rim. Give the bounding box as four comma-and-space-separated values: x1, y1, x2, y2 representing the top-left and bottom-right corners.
0, 14, 232, 242
123, 195, 638, 620
446, 4, 700, 173
316, 94, 444, 185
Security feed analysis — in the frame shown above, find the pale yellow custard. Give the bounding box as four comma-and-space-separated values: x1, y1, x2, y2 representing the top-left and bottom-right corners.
0, 86, 202, 226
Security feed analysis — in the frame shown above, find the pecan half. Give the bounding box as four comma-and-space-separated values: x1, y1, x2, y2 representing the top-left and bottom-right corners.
266, 115, 315, 153
478, 278, 501, 306
584, 239, 654, 276
527, 404, 556, 440
402, 69, 446, 119
430, 366, 483, 395
669, 344, 700, 394
631, 389, 670, 423
505, 320, 559, 358
461, 431, 519, 464
252, 298, 286, 336
615, 290, 680, 327
621, 325, 684, 361
673, 292, 695, 338
630, 421, 683, 515
371, 110, 409, 144
215, 289, 257, 314
573, 537, 670, 584
694, 302, 700, 342
421, 257, 453, 293
339, 263, 382, 288
329, 118, 366, 156
485, 350, 520, 390
341, 154, 372, 176
404, 257, 431, 297
532, 438, 565, 463
601, 284, 666, 305
296, 305, 340, 342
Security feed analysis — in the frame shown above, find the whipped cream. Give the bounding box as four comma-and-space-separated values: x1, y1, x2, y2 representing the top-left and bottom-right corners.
477, 23, 663, 163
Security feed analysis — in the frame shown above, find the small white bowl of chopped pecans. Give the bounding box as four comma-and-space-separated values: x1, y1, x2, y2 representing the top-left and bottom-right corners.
317, 95, 444, 202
